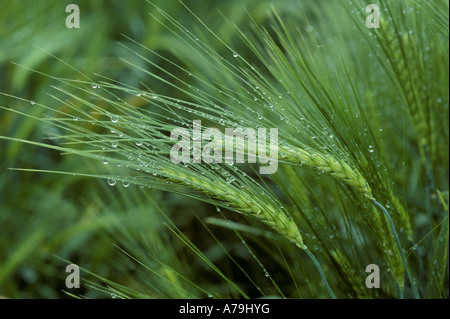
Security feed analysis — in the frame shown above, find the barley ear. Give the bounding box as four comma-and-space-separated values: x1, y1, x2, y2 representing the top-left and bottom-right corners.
280, 145, 374, 200
161, 167, 307, 250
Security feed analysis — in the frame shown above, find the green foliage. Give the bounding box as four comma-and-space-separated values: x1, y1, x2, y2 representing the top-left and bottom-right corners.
0, 0, 448, 299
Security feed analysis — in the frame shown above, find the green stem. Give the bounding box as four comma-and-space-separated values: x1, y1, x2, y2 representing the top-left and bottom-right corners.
372, 199, 420, 299
397, 282, 405, 299
305, 249, 337, 299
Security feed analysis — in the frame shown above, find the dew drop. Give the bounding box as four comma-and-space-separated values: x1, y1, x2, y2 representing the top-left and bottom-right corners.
108, 178, 116, 186
226, 177, 235, 184
30, 101, 35, 105
122, 181, 130, 188
112, 140, 119, 148
233, 52, 238, 58
92, 83, 98, 89
111, 115, 118, 123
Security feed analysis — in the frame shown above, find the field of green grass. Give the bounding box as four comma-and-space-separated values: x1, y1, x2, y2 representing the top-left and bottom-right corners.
0, 0, 448, 299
